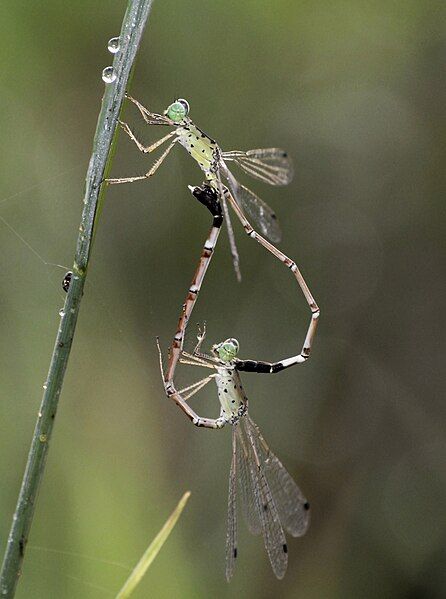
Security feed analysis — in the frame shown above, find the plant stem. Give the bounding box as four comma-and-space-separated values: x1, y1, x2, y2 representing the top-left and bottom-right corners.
0, 1, 155, 595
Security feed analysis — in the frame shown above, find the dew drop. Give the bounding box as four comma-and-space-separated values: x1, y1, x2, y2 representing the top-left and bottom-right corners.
42, 382, 48, 390
58, 309, 65, 317
107, 36, 120, 54
102, 66, 116, 84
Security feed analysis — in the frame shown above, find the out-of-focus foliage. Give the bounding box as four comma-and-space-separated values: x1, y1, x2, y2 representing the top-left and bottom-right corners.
0, 1, 444, 597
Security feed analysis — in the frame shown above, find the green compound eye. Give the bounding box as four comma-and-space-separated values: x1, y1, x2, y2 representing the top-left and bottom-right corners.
216, 338, 240, 362
165, 99, 190, 122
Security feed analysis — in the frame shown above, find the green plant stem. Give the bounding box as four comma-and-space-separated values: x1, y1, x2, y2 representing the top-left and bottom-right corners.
0, 1, 154, 596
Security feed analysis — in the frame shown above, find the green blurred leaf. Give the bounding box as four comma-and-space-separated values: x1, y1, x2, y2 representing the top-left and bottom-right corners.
115, 491, 191, 598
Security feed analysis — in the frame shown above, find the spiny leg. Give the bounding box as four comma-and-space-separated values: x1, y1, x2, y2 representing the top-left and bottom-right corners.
118, 121, 176, 154
181, 350, 210, 366
125, 94, 153, 122
193, 322, 207, 355
107, 139, 177, 185
164, 185, 223, 387
125, 93, 173, 126
191, 323, 218, 363
180, 349, 217, 369
179, 374, 216, 401
222, 187, 320, 371
156, 338, 223, 428
179, 357, 215, 369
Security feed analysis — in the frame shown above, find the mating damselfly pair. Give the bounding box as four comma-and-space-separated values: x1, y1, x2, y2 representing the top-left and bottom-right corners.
107, 96, 319, 579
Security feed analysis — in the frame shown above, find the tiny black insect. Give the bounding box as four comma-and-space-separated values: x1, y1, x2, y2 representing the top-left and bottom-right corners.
19, 535, 26, 557
62, 271, 73, 293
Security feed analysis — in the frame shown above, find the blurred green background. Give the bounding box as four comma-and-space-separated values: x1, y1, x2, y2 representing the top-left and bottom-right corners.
1, 1, 444, 597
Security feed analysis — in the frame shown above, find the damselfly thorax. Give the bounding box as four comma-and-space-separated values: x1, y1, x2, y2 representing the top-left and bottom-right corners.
215, 366, 248, 424
175, 123, 220, 183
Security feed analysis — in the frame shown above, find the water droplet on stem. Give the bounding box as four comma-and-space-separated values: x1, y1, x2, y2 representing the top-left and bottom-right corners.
108, 36, 120, 54
102, 66, 116, 84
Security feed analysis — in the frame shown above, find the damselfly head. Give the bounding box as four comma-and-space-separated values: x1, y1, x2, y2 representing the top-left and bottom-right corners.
212, 338, 240, 362
165, 98, 190, 122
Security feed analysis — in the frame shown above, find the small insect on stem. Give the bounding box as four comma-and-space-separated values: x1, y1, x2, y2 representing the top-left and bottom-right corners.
62, 271, 73, 293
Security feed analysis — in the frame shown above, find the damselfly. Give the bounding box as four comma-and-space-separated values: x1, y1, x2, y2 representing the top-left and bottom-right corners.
106, 95, 293, 280
157, 333, 310, 580
163, 184, 319, 390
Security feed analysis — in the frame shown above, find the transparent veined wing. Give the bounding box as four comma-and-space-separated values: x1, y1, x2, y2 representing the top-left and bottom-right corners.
243, 418, 288, 580
222, 148, 293, 186
225, 428, 238, 582
223, 168, 282, 243
247, 415, 310, 537
236, 426, 262, 535
216, 169, 242, 282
